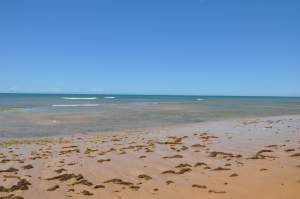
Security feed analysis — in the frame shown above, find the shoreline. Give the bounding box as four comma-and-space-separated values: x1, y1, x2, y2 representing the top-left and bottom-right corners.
1, 113, 300, 142
0, 114, 300, 199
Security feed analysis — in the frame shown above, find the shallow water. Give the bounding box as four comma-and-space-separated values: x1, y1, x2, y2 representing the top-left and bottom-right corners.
1, 93, 300, 138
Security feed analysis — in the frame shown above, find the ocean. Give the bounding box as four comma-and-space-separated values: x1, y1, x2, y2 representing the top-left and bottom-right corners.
1, 93, 300, 138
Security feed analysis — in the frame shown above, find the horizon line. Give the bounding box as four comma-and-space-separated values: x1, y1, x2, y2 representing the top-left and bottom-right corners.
0, 92, 299, 98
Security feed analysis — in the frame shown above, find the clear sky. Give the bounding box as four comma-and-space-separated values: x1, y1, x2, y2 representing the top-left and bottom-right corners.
0, 0, 299, 96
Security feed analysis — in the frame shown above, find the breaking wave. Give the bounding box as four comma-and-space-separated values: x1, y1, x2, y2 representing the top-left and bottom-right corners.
62, 97, 97, 100
52, 104, 99, 107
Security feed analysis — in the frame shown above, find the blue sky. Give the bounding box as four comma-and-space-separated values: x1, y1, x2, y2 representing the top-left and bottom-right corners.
0, 0, 299, 96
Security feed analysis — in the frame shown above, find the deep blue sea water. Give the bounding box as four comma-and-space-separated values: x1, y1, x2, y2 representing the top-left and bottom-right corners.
1, 93, 300, 138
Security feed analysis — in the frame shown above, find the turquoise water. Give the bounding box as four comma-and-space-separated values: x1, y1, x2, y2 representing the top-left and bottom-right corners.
1, 93, 300, 138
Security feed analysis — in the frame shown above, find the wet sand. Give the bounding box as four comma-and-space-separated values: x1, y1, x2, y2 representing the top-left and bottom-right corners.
0, 115, 300, 199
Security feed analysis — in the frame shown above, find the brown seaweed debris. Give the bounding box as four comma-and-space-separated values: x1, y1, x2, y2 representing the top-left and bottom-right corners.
0, 179, 31, 192
163, 155, 183, 159
3, 175, 21, 180
130, 185, 140, 191
198, 134, 218, 142
191, 144, 206, 148
208, 190, 226, 194
0, 167, 19, 173
47, 185, 59, 191
22, 164, 33, 170
138, 174, 152, 180
97, 158, 111, 163
284, 149, 295, 152
166, 180, 174, 185
0, 194, 24, 199
62, 145, 78, 149
72, 179, 93, 186
84, 148, 98, 154
98, 148, 116, 155
192, 184, 207, 189
104, 178, 133, 186
82, 190, 94, 196
54, 168, 67, 174
211, 167, 231, 171
256, 149, 273, 155
260, 168, 268, 171
177, 168, 192, 174
158, 137, 183, 145
265, 144, 278, 148
161, 170, 176, 174
229, 173, 238, 177
194, 162, 208, 167
0, 159, 10, 163
46, 173, 83, 182
59, 149, 80, 155
248, 149, 275, 159
209, 151, 242, 158
161, 168, 192, 175
175, 163, 192, 168
290, 153, 300, 157
94, 185, 105, 189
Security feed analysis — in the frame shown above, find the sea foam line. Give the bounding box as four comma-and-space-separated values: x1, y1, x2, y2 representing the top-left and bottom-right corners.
62, 97, 97, 100
52, 104, 100, 107
104, 96, 116, 99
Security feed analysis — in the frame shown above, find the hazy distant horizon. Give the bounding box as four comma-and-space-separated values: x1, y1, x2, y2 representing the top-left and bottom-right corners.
0, 92, 300, 98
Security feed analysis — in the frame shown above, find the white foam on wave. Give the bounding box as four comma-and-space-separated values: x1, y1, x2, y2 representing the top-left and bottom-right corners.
104, 96, 116, 99
52, 104, 100, 107
196, 98, 205, 101
62, 97, 97, 100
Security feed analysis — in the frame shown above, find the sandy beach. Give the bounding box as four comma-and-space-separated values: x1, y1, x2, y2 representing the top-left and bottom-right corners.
0, 115, 300, 199
2, 0, 300, 198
